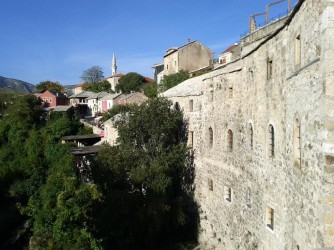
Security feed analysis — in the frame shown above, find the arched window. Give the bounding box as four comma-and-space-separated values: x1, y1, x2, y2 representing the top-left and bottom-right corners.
268, 124, 275, 157
228, 129, 233, 152
248, 123, 253, 151
293, 118, 301, 168
209, 127, 213, 147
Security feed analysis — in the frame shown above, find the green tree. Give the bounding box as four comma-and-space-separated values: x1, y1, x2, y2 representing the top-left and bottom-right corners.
26, 143, 102, 250
83, 80, 113, 93
94, 98, 198, 249
143, 82, 157, 98
36, 80, 65, 93
102, 103, 132, 122
81, 66, 104, 85
159, 70, 189, 92
115, 72, 146, 93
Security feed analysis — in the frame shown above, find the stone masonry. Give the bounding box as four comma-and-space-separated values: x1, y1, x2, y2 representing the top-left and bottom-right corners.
162, 0, 334, 249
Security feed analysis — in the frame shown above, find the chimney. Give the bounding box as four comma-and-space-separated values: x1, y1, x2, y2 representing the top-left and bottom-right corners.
187, 38, 191, 44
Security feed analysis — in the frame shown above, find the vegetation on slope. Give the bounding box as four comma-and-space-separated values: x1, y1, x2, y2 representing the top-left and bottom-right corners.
0, 96, 198, 249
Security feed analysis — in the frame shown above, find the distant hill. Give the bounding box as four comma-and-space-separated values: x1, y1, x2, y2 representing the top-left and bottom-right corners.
0, 76, 35, 93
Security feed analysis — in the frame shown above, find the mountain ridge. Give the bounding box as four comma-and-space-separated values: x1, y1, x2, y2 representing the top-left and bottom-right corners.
0, 76, 35, 93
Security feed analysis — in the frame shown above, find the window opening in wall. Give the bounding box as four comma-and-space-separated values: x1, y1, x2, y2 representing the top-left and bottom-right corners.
208, 178, 213, 191
228, 87, 233, 98
189, 99, 194, 112
293, 245, 300, 250
209, 127, 213, 147
249, 68, 254, 82
267, 58, 273, 80
225, 186, 232, 202
228, 129, 233, 152
293, 118, 301, 168
268, 124, 275, 157
266, 207, 274, 230
166, 64, 168, 70
188, 131, 194, 148
174, 102, 180, 111
209, 90, 213, 101
248, 123, 254, 151
246, 187, 251, 208
295, 34, 301, 67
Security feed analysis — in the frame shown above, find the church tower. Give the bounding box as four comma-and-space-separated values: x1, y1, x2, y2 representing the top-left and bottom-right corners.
112, 53, 117, 75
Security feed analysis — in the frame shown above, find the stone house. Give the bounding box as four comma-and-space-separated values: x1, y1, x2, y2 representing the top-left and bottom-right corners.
68, 91, 94, 106
98, 93, 123, 113
86, 92, 108, 116
39, 90, 69, 107
217, 44, 240, 65
117, 92, 148, 106
161, 0, 334, 248
104, 116, 120, 146
153, 40, 214, 84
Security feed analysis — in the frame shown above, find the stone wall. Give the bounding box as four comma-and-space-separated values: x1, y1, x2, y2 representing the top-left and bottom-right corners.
164, 0, 334, 248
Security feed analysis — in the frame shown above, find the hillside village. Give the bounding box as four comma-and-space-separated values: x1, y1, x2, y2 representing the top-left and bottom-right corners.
1, 0, 334, 248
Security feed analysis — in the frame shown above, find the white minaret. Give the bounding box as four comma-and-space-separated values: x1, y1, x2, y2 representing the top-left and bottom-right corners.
112, 53, 117, 75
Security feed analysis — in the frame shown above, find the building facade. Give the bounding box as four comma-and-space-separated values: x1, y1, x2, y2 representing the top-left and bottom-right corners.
162, 0, 334, 248
39, 90, 69, 107
153, 40, 214, 84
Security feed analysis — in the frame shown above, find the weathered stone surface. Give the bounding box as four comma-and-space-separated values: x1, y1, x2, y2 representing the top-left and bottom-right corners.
162, 0, 334, 248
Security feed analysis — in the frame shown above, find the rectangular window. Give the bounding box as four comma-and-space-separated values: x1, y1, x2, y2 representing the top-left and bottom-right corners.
266, 207, 274, 230
188, 131, 194, 148
295, 35, 301, 67
267, 59, 273, 80
189, 100, 194, 112
225, 186, 232, 202
208, 178, 213, 191
228, 87, 233, 98
246, 188, 251, 208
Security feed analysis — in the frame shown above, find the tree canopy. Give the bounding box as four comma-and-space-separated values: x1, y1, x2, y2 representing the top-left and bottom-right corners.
0, 95, 198, 249
94, 98, 198, 249
115, 72, 146, 93
83, 80, 113, 93
159, 70, 189, 93
81, 66, 104, 85
143, 81, 157, 98
36, 80, 65, 93
0, 95, 101, 248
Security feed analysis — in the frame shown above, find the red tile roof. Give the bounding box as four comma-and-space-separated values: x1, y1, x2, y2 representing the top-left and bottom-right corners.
76, 83, 85, 87
105, 73, 125, 79
144, 77, 154, 83
221, 44, 238, 54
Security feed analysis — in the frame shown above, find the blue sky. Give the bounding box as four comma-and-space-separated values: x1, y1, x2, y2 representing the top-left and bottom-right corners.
0, 0, 297, 85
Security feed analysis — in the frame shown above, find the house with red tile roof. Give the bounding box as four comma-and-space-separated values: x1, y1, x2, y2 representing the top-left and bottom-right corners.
39, 90, 69, 107
218, 44, 240, 65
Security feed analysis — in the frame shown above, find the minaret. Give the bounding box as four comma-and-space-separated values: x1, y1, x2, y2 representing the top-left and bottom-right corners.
112, 53, 117, 76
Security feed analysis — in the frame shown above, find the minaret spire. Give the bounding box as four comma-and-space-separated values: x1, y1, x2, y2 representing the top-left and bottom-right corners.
112, 53, 117, 76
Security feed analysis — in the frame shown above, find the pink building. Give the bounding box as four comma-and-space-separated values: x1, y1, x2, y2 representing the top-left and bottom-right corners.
39, 90, 69, 107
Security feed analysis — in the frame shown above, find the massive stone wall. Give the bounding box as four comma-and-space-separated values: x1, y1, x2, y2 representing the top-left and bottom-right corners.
163, 0, 334, 249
